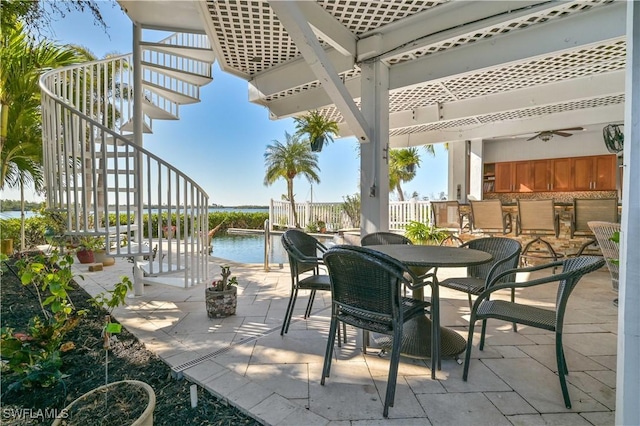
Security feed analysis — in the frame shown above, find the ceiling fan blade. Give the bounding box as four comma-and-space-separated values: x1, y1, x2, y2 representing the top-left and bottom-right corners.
553, 131, 573, 137
553, 127, 584, 132
526, 135, 539, 141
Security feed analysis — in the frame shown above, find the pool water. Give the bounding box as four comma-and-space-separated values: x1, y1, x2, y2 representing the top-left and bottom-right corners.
210, 233, 335, 264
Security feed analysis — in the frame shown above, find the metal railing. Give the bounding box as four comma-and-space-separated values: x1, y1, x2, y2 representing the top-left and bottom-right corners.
39, 33, 212, 288
269, 199, 433, 231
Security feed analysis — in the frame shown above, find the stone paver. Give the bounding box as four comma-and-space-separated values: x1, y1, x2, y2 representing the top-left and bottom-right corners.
73, 259, 617, 425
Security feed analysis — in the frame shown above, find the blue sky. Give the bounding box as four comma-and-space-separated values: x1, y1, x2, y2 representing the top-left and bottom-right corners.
3, 2, 448, 206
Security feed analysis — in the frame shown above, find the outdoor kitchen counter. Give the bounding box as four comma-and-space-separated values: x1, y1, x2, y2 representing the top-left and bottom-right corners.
459, 199, 621, 260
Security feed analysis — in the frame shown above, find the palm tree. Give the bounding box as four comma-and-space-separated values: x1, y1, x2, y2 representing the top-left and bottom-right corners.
1, 21, 80, 249
389, 147, 429, 201
293, 110, 339, 152
264, 132, 320, 228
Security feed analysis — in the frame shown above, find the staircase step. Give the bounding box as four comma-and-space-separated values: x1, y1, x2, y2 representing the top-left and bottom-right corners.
102, 133, 134, 146
142, 81, 199, 105
141, 96, 179, 120
120, 119, 153, 133
142, 61, 213, 86
141, 41, 215, 62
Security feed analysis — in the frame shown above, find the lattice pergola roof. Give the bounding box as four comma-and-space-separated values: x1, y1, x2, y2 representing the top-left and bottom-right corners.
120, 0, 626, 146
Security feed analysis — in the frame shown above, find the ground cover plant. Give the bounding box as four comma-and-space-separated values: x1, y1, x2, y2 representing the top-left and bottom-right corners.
0, 254, 261, 426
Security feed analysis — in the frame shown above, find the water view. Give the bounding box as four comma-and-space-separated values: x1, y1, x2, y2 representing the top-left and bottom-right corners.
210, 232, 335, 265
211, 233, 287, 264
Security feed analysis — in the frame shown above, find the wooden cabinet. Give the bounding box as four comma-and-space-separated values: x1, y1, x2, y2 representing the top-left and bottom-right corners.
551, 158, 572, 191
494, 162, 513, 192
493, 161, 532, 192
531, 160, 550, 191
572, 155, 616, 190
484, 154, 616, 194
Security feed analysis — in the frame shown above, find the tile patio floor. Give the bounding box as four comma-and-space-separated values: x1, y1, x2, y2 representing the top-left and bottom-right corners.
74, 255, 617, 425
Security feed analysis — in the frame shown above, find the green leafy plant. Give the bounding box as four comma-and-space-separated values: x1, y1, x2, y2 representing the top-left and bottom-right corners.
90, 276, 133, 385
404, 221, 449, 245
341, 193, 361, 228
76, 235, 104, 252
610, 231, 620, 265
306, 219, 326, 233
0, 251, 85, 391
212, 265, 238, 291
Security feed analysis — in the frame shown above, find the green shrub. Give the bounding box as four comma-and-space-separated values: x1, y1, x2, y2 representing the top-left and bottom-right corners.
404, 221, 449, 245
1, 252, 85, 391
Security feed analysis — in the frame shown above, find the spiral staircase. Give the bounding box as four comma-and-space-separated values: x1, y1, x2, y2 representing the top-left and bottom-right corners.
39, 31, 214, 292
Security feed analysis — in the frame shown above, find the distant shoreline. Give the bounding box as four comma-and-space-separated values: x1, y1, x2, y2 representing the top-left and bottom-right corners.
0, 201, 269, 213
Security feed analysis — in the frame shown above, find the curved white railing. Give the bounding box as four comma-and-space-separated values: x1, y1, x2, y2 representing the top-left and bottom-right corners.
39, 33, 213, 288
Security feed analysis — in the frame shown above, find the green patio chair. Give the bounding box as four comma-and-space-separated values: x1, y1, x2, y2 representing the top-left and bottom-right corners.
321, 245, 431, 418
462, 255, 605, 409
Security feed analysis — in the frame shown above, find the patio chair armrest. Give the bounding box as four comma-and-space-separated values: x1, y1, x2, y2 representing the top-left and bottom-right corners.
474, 271, 573, 308
287, 241, 324, 264
485, 248, 522, 283
488, 259, 565, 286
316, 241, 328, 253
404, 271, 437, 291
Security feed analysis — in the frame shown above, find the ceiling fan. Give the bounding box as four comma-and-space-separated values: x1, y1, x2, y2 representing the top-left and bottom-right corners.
526, 127, 584, 142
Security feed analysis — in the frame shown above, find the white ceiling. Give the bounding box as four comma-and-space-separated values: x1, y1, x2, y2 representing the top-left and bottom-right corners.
118, 0, 626, 148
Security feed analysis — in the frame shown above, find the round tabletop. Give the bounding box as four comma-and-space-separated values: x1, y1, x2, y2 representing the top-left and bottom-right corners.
365, 244, 493, 268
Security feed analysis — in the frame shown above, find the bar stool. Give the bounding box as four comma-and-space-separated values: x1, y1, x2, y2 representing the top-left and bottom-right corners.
570, 198, 619, 256
469, 199, 512, 235
516, 199, 562, 267
430, 201, 468, 246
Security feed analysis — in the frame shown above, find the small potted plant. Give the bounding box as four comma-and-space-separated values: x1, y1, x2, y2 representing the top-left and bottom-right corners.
205, 266, 238, 318
306, 219, 327, 234
162, 225, 176, 238
75, 236, 104, 264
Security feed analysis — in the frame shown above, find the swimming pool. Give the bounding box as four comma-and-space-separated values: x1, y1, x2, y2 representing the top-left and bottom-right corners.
210, 232, 335, 264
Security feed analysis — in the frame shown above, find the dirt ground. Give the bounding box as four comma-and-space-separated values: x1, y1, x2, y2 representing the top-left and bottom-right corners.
1, 257, 261, 426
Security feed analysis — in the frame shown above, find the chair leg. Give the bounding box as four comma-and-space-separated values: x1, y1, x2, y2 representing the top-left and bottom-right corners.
280, 287, 299, 335
463, 313, 477, 381
467, 294, 473, 312
479, 319, 488, 351
555, 332, 572, 409
383, 327, 403, 417
362, 330, 369, 354
511, 288, 517, 332
304, 289, 317, 318
321, 313, 339, 385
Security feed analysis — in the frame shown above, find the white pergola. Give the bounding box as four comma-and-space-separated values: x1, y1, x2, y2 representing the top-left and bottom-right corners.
118, 1, 638, 423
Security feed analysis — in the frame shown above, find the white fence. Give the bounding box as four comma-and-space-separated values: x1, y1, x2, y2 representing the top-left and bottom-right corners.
269, 199, 432, 231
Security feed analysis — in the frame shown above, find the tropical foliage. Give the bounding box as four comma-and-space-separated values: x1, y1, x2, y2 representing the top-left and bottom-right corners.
1, 20, 82, 250
264, 132, 320, 228
341, 193, 361, 228
403, 221, 449, 245
293, 110, 339, 152
389, 147, 423, 201
1, 0, 107, 36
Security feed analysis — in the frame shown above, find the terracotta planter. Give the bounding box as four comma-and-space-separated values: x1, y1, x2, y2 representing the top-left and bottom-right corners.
76, 249, 94, 264
205, 286, 237, 318
52, 380, 155, 426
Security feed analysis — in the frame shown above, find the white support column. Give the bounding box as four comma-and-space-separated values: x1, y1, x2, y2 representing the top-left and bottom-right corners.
360, 60, 390, 235
132, 22, 144, 296
468, 139, 484, 201
617, 2, 640, 424
447, 140, 468, 202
